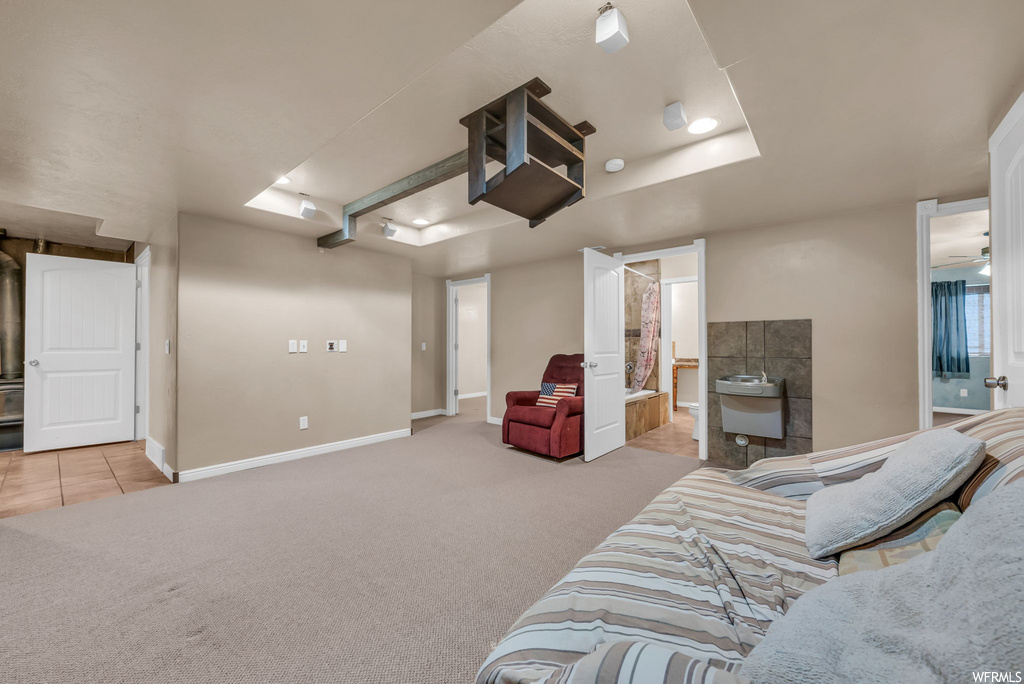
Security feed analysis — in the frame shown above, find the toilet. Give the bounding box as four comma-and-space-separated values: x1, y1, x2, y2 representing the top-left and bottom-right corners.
688, 402, 700, 440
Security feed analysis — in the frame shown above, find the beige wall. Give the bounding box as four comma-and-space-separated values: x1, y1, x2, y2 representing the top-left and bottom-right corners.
411, 273, 446, 414
671, 281, 700, 405
490, 254, 583, 422
175, 214, 412, 472
456, 281, 487, 396
704, 203, 918, 449
490, 203, 919, 451
141, 215, 179, 470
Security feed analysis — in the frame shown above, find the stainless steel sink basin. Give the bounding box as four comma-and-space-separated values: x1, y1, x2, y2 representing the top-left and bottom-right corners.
716, 375, 785, 397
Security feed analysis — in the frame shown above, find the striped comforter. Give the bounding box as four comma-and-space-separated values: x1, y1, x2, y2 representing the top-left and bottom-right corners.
476, 409, 1024, 684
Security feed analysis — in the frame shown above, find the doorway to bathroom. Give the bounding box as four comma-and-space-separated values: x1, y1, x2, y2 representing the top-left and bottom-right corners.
580, 240, 707, 462
445, 275, 491, 420
916, 198, 993, 429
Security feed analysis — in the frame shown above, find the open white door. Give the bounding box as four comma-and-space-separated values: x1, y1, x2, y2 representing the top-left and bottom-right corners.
990, 91, 1024, 408
582, 248, 625, 461
24, 254, 137, 452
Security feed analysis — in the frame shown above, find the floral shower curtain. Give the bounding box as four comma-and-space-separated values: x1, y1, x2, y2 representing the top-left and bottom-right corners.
932, 279, 971, 379
630, 281, 661, 392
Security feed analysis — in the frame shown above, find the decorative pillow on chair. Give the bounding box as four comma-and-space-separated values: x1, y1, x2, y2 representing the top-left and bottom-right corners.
537, 382, 577, 407
837, 501, 961, 575
804, 428, 985, 559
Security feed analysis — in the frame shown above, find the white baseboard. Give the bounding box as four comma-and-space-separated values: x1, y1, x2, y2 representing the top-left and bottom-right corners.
162, 462, 175, 481
459, 391, 487, 399
145, 437, 172, 481
933, 406, 988, 415
177, 428, 412, 482
486, 416, 501, 426
411, 408, 445, 420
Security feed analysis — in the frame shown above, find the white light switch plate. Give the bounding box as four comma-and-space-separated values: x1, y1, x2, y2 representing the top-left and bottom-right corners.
421, 342, 427, 351
326, 340, 338, 352
299, 416, 308, 430
338, 340, 347, 352
288, 340, 298, 353
299, 340, 308, 353
960, 389, 969, 397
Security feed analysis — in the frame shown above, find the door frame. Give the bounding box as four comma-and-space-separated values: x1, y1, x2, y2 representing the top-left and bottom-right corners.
915, 196, 990, 429
615, 239, 707, 460
445, 273, 491, 419
659, 276, 699, 423
134, 246, 151, 442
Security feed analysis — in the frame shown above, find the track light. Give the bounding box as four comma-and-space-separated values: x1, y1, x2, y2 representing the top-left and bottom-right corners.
663, 102, 687, 132
596, 3, 629, 54
298, 194, 316, 219
382, 219, 398, 238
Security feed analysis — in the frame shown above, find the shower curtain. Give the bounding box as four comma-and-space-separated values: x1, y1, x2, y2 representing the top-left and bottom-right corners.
932, 279, 971, 379
631, 281, 661, 392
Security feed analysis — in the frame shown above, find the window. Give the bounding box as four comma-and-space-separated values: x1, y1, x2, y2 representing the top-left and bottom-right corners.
965, 284, 991, 356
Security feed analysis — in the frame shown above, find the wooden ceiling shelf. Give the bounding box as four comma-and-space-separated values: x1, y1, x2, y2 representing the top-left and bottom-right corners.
461, 77, 595, 228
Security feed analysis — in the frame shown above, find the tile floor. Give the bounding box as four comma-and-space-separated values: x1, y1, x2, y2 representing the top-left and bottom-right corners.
0, 441, 172, 519
626, 412, 699, 458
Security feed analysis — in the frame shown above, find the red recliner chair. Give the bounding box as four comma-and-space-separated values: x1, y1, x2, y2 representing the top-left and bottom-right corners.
502, 353, 585, 458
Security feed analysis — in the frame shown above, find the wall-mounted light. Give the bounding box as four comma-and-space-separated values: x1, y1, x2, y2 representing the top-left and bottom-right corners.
687, 117, 720, 135
596, 3, 629, 54
298, 193, 316, 219
382, 219, 398, 238
663, 102, 687, 132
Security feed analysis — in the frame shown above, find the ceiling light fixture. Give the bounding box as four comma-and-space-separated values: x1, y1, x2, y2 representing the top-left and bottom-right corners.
596, 3, 629, 54
605, 158, 625, 173
663, 102, 688, 131
686, 117, 720, 135
980, 263, 991, 276
382, 219, 398, 238
275, 176, 291, 185
412, 218, 430, 226
298, 194, 316, 219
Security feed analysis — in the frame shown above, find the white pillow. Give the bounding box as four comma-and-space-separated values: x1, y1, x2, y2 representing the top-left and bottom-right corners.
804, 428, 985, 559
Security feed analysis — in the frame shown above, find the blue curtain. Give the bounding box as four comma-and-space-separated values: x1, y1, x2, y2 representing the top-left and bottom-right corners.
932, 280, 971, 379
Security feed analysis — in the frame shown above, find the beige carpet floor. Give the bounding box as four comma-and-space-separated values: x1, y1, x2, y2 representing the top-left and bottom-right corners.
0, 397, 700, 683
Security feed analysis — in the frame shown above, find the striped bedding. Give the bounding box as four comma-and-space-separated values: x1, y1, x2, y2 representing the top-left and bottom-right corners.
476, 408, 1024, 684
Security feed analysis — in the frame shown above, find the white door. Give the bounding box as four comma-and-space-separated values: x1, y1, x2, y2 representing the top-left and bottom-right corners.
990, 90, 1024, 408
583, 248, 625, 461
24, 254, 138, 452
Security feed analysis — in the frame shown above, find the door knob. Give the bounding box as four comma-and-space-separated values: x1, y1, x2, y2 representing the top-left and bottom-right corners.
984, 376, 1008, 390
587, 361, 598, 369
27, 359, 39, 367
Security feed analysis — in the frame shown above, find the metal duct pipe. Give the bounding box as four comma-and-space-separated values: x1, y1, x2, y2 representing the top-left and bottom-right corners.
0, 249, 23, 380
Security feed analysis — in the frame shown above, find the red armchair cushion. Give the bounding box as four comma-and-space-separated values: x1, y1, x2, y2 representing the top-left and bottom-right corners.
506, 405, 557, 428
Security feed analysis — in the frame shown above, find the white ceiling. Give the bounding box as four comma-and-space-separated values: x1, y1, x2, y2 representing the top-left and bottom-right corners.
2, 0, 1024, 276
0, 200, 132, 251
931, 209, 990, 269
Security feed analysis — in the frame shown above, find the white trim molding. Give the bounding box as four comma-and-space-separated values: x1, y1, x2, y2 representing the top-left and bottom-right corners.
145, 436, 171, 480
446, 273, 492, 420
458, 391, 487, 399
916, 197, 990, 430
933, 406, 988, 416
486, 416, 502, 426
411, 408, 445, 420
177, 428, 411, 482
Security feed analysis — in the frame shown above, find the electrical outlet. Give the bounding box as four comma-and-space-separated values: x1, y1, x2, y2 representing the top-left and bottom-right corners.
299, 340, 308, 353
288, 340, 298, 353
299, 416, 308, 430
421, 342, 427, 351
960, 389, 969, 397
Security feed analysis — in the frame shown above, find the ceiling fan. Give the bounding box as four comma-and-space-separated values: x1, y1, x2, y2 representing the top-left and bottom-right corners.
932, 246, 990, 269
